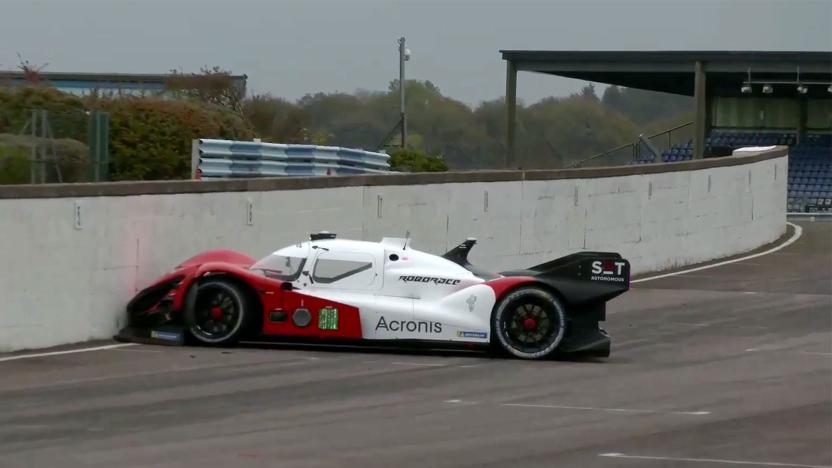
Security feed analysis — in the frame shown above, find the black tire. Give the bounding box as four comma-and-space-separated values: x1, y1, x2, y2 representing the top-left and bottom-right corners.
185, 279, 252, 346
491, 286, 567, 359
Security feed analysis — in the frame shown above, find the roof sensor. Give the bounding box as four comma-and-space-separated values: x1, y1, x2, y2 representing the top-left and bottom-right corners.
310, 231, 337, 241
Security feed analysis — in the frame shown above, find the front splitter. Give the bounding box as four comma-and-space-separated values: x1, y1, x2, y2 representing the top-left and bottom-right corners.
114, 325, 187, 346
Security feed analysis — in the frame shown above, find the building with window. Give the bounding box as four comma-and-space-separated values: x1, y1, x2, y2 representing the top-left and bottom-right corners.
0, 71, 247, 97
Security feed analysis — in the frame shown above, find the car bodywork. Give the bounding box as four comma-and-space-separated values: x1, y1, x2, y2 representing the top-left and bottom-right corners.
116, 233, 630, 358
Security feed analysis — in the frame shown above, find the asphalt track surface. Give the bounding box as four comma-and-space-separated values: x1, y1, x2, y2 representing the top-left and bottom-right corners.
1, 221, 830, 468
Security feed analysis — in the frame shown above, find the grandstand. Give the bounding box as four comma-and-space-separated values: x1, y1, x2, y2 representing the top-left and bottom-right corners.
0, 71, 247, 96
500, 50, 832, 213
632, 130, 832, 212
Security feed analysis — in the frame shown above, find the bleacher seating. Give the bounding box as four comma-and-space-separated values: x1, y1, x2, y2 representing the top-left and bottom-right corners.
706, 130, 797, 148
633, 140, 694, 164
788, 141, 832, 212
633, 131, 832, 212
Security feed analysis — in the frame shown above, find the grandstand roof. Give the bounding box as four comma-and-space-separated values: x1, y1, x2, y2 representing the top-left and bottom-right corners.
500, 50, 832, 168
500, 50, 832, 96
0, 71, 248, 94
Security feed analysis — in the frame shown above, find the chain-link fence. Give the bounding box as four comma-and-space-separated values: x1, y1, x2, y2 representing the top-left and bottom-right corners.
0, 108, 108, 185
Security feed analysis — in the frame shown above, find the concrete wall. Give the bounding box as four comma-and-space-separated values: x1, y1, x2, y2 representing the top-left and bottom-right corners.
0, 149, 788, 352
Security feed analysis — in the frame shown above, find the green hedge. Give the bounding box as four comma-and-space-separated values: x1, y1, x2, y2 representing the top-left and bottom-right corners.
0, 133, 89, 184
0, 87, 255, 182
388, 148, 448, 172
0, 87, 87, 140
0, 141, 29, 184
94, 98, 253, 180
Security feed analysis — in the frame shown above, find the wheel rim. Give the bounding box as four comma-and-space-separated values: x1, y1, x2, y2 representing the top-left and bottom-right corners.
192, 285, 241, 340
500, 299, 561, 355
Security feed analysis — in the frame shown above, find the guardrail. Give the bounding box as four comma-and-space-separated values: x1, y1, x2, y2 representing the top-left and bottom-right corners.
191, 139, 392, 179
572, 121, 694, 168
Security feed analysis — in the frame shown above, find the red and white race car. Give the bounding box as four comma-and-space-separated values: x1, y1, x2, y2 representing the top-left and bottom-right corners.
117, 232, 630, 359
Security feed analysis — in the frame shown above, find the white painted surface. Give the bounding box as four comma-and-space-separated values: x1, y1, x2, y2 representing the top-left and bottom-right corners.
502, 403, 710, 416
0, 343, 136, 362
598, 453, 830, 467
0, 155, 786, 351
632, 221, 801, 283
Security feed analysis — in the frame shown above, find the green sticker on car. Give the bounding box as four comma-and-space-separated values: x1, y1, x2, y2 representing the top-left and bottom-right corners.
318, 306, 339, 330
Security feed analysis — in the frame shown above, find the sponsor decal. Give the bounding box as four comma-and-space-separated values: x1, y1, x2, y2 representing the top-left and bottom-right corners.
399, 275, 461, 286
591, 260, 627, 276
590, 275, 626, 283
590, 260, 627, 282
466, 295, 477, 312
318, 306, 339, 330
375, 316, 442, 334
456, 331, 488, 339
151, 330, 184, 342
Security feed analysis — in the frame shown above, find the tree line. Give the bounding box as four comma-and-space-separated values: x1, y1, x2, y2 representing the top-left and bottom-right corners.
241, 80, 692, 169
0, 65, 693, 183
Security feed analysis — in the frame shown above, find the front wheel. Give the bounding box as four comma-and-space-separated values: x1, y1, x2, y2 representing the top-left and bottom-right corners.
185, 279, 251, 345
491, 286, 566, 359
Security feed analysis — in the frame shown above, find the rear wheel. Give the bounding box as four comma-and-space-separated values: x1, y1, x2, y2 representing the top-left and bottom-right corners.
491, 286, 566, 359
185, 279, 251, 345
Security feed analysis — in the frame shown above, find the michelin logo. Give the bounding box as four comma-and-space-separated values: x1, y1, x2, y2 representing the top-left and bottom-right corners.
456, 331, 488, 339
151, 330, 183, 342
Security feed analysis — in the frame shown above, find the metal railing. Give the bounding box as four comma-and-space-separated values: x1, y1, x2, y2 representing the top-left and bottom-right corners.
570, 121, 694, 168
0, 108, 109, 185
192, 139, 392, 179
789, 195, 832, 214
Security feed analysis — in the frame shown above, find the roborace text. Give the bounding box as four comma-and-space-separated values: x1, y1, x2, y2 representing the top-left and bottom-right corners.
399, 275, 461, 285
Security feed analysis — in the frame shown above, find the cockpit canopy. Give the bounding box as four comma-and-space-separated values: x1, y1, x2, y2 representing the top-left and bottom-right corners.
250, 253, 306, 281
249, 233, 485, 291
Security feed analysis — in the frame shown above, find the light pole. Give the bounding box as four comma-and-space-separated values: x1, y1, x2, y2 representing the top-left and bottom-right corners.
398, 36, 410, 149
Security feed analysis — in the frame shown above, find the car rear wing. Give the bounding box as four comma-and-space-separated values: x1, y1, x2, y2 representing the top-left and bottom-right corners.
501, 252, 630, 306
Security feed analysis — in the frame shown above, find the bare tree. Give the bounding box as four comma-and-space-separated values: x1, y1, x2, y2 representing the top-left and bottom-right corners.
16, 53, 48, 85
165, 66, 245, 112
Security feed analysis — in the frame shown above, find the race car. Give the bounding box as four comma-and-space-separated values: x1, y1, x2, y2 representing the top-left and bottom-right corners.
116, 232, 630, 359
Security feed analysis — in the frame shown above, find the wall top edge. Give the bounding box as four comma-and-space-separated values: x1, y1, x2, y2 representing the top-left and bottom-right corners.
0, 147, 787, 200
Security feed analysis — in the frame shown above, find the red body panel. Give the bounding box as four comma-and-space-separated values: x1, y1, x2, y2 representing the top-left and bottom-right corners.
135, 267, 198, 312
191, 263, 364, 339
138, 250, 259, 312
178, 249, 255, 269
262, 291, 363, 339
483, 276, 538, 299
135, 251, 364, 341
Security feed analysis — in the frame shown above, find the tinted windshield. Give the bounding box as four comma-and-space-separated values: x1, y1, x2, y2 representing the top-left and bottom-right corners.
250, 254, 306, 281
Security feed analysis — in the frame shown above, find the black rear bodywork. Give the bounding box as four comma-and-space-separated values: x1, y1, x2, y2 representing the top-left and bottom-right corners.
443, 239, 630, 357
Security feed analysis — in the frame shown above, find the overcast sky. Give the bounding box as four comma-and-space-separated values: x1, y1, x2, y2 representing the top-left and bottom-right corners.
2, 0, 830, 106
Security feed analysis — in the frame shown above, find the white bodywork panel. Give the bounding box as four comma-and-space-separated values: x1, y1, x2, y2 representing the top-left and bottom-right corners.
266, 236, 497, 343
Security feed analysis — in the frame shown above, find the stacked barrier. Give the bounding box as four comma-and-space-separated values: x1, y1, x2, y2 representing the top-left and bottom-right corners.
191, 139, 392, 179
